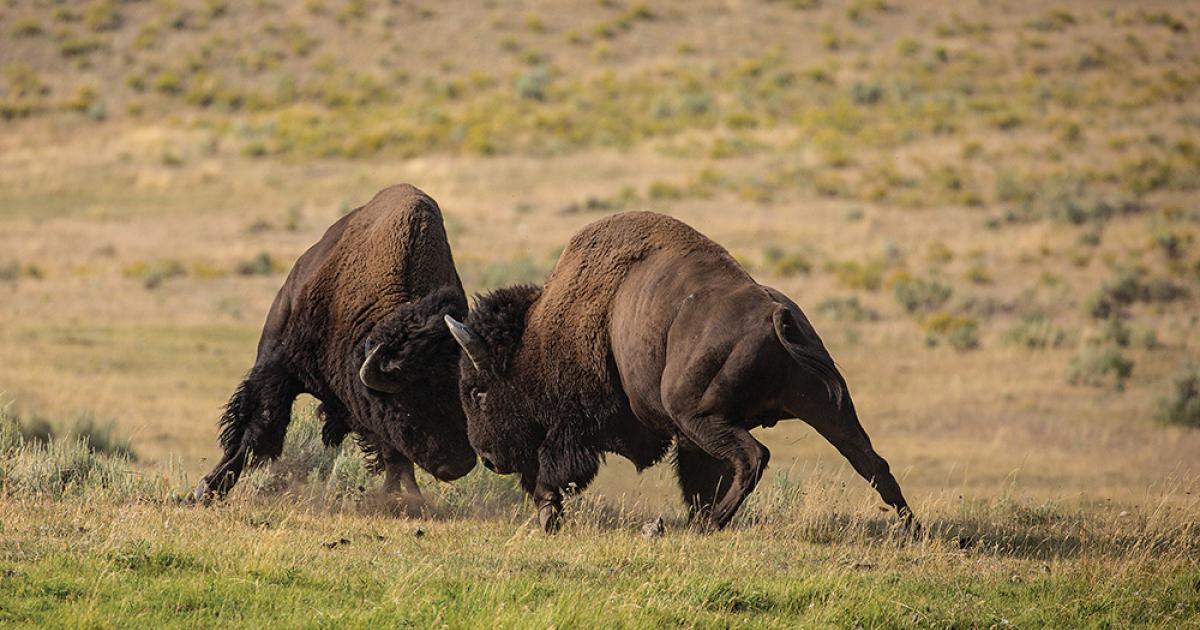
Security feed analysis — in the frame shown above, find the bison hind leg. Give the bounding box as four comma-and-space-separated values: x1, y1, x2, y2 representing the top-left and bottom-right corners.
674, 438, 733, 522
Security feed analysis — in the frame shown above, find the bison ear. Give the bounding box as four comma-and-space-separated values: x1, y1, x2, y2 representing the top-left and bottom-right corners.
359, 343, 404, 393
444, 315, 490, 371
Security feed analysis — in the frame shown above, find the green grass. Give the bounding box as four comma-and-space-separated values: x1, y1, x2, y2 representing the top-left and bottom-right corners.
1, 509, 1195, 628
2, 410, 1199, 627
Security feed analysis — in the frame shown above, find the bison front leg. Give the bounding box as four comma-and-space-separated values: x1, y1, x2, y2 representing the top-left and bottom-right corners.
192, 362, 300, 503
675, 418, 770, 531
383, 456, 427, 517
528, 427, 602, 534
533, 483, 564, 534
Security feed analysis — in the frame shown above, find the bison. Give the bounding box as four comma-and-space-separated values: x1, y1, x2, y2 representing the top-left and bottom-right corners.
444, 211, 915, 532
192, 184, 476, 507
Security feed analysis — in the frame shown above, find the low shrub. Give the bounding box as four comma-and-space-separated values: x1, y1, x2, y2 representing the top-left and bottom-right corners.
0, 408, 155, 500
1085, 268, 1188, 319
1067, 347, 1134, 391
516, 66, 551, 101
6, 408, 135, 460
894, 275, 953, 314
83, 0, 122, 32
236, 251, 282, 276
11, 18, 43, 37
1003, 314, 1068, 349
827, 259, 885, 291
1096, 318, 1131, 348
762, 246, 812, 277
647, 180, 685, 201
925, 242, 954, 265
1151, 228, 1186, 260
124, 259, 187, 289
1155, 364, 1200, 428
58, 34, 105, 58
921, 311, 980, 351
963, 264, 992, 285
0, 260, 18, 282
815, 296, 878, 322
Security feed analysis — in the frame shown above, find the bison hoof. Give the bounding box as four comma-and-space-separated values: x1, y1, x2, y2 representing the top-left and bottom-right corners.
537, 504, 562, 534
899, 512, 923, 540
398, 493, 429, 518
187, 482, 213, 506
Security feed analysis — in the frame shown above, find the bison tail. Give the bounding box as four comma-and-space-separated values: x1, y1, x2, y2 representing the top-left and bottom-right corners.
771, 307, 845, 409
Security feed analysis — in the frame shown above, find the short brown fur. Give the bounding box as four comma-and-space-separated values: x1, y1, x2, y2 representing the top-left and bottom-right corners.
452, 211, 914, 532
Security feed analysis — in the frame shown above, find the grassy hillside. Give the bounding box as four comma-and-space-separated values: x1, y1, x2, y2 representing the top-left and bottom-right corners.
2, 0, 1199, 625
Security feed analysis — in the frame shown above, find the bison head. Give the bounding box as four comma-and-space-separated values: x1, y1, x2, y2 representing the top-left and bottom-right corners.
358, 286, 476, 480
359, 286, 467, 393
444, 285, 544, 476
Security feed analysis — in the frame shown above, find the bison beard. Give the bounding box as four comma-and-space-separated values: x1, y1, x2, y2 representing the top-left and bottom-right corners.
448, 211, 917, 534
192, 184, 476, 508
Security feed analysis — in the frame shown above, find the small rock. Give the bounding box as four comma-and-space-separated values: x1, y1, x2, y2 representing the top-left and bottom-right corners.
2, 569, 26, 578
323, 537, 350, 549
641, 517, 665, 539
413, 528, 425, 539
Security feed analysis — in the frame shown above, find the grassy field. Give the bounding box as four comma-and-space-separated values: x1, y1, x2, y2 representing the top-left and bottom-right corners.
2, 0, 1200, 626
2, 410, 1198, 627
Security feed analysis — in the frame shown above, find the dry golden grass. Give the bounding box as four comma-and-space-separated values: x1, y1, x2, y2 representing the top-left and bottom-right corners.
2, 138, 1196, 504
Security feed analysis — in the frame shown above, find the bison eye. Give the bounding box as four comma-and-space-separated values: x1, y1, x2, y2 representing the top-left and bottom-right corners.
469, 388, 487, 407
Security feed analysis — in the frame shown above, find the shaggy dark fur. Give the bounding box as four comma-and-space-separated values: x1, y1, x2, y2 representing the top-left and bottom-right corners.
450, 211, 915, 533
193, 184, 475, 503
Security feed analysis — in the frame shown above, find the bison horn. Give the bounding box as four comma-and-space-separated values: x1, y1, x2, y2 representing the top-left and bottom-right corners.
444, 315, 489, 370
359, 343, 404, 393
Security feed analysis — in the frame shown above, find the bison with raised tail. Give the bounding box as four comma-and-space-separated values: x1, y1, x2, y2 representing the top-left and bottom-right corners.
192, 184, 476, 507
444, 211, 916, 533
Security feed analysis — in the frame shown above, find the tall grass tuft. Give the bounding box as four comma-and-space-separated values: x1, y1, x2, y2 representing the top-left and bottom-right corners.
8, 408, 136, 460
0, 407, 169, 500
